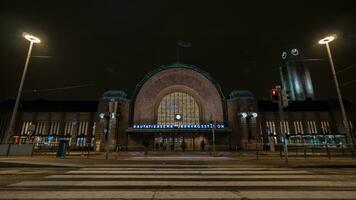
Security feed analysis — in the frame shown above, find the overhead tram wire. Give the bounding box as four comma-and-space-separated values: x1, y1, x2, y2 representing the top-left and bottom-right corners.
273, 58, 324, 71
23, 84, 95, 93
31, 56, 54, 58
337, 64, 356, 74
333, 64, 356, 87
342, 80, 356, 87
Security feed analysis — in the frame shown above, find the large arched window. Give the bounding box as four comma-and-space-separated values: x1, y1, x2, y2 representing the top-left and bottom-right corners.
157, 92, 200, 125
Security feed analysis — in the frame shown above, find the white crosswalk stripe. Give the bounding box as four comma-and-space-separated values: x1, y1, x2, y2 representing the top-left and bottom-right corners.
65, 170, 312, 175
3, 164, 356, 199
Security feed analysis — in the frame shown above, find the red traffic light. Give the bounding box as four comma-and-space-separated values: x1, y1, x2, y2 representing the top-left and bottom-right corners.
271, 88, 279, 102
272, 89, 277, 95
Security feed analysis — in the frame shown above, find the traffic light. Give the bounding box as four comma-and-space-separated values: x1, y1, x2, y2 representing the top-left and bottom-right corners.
281, 89, 290, 107
271, 88, 279, 102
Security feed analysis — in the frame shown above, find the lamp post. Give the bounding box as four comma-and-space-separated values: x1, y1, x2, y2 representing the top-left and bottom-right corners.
319, 35, 354, 145
99, 101, 119, 160
4, 33, 40, 144
99, 112, 111, 160
212, 121, 216, 156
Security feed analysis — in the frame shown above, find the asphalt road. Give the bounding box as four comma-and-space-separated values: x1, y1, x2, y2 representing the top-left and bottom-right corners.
1, 161, 356, 199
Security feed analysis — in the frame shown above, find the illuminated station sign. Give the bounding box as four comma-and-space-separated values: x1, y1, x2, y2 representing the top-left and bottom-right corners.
132, 124, 225, 129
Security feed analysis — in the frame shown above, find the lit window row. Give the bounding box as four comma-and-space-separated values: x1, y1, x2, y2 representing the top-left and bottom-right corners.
264, 121, 332, 135
20, 121, 90, 136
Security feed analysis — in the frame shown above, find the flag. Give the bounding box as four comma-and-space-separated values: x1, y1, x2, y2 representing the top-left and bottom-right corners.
178, 40, 192, 48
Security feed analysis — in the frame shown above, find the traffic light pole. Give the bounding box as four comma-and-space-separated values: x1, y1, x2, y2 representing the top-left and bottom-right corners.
276, 86, 288, 164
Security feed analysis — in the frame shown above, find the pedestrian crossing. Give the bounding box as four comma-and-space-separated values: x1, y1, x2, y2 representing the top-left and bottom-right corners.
2, 164, 356, 199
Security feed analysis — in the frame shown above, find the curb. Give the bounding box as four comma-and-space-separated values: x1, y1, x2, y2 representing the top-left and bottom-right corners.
0, 161, 81, 168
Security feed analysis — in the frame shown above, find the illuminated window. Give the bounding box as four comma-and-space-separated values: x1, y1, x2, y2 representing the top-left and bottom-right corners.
35, 122, 49, 135
20, 121, 34, 135
78, 121, 89, 136
279, 121, 290, 135
64, 121, 74, 136
306, 121, 317, 134
321, 121, 331, 134
266, 121, 276, 135
49, 121, 60, 135
294, 121, 304, 134
157, 92, 200, 125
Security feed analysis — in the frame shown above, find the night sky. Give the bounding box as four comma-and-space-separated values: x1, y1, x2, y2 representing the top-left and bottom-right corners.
1, 1, 356, 102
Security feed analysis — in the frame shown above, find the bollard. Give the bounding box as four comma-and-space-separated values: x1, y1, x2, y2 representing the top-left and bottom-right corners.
295, 145, 298, 156
31, 144, 35, 157
350, 145, 355, 159
6, 144, 11, 157
325, 144, 331, 159
87, 143, 90, 159
283, 139, 288, 165
341, 144, 344, 156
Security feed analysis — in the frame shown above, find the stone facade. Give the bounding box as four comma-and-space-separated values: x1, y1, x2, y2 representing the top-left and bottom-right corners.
227, 96, 259, 149
1, 63, 355, 151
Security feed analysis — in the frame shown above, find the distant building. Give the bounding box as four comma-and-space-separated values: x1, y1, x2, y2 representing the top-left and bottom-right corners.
280, 48, 315, 100
0, 63, 355, 151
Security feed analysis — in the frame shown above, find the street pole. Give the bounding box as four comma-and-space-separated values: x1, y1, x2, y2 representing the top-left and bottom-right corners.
279, 67, 289, 163
177, 41, 180, 63
4, 41, 34, 144
325, 43, 354, 145
276, 86, 288, 164
105, 114, 110, 160
212, 121, 216, 156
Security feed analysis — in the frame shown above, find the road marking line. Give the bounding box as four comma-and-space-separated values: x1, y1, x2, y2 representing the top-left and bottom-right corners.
45, 174, 347, 179
65, 170, 311, 175
9, 180, 356, 187
1, 190, 356, 199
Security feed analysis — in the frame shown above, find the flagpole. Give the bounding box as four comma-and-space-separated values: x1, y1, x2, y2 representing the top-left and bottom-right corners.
177, 40, 180, 63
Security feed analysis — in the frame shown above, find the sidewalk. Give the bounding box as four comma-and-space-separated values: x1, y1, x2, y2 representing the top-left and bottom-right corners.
1, 151, 356, 168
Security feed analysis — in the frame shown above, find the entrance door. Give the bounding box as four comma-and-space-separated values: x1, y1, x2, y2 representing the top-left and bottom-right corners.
154, 134, 205, 151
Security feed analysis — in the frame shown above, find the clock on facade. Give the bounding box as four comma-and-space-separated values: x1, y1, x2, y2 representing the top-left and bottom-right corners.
282, 51, 287, 59
175, 114, 182, 120
291, 48, 299, 56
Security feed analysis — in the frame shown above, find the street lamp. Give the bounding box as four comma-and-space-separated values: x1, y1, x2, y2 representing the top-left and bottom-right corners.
4, 33, 41, 144
318, 35, 354, 145
24, 33, 41, 43
318, 36, 334, 44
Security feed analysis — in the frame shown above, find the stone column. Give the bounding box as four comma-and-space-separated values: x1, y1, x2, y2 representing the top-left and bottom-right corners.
70, 113, 79, 147
86, 113, 94, 147
58, 112, 66, 138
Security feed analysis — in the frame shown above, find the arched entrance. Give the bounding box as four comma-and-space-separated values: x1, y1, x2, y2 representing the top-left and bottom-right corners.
129, 63, 228, 152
